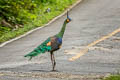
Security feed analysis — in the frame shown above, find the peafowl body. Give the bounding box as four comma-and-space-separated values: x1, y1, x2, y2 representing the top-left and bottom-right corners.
24, 11, 71, 71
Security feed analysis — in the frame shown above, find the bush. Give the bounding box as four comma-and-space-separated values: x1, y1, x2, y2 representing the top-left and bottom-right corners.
0, 0, 76, 43
0, 0, 36, 25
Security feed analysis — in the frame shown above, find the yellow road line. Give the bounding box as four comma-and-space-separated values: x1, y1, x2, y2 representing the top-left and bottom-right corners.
69, 28, 120, 61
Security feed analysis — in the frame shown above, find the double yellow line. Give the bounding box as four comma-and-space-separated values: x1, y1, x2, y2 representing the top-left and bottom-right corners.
69, 28, 120, 61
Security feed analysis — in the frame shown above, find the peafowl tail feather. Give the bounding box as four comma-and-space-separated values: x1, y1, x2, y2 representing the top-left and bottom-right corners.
24, 43, 51, 60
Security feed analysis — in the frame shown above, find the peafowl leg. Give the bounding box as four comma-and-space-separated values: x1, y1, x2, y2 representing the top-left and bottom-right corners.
52, 53, 56, 71
50, 52, 54, 70
50, 52, 56, 71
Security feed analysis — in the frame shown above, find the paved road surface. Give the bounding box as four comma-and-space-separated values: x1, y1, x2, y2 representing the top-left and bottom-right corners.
0, 0, 120, 79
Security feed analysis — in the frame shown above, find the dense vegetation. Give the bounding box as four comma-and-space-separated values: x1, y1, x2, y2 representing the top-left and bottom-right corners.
0, 0, 76, 43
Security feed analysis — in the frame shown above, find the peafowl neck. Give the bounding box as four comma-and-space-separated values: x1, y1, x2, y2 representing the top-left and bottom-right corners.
56, 20, 67, 38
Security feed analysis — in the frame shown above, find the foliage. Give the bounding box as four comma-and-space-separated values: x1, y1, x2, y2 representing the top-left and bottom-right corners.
103, 75, 120, 80
0, 0, 76, 43
0, 0, 36, 24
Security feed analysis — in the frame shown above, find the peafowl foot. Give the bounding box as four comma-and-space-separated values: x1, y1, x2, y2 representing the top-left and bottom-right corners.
51, 69, 58, 72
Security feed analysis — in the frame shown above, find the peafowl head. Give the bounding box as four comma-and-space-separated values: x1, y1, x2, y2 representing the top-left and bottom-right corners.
66, 11, 71, 23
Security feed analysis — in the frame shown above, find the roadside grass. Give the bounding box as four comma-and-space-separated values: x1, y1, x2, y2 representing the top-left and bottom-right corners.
0, 0, 77, 44
102, 74, 120, 80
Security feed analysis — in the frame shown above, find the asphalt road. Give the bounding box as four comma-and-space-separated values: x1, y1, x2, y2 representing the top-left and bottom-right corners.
0, 0, 120, 79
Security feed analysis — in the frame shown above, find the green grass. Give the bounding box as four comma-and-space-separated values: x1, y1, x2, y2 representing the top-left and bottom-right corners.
0, 0, 77, 44
103, 75, 120, 80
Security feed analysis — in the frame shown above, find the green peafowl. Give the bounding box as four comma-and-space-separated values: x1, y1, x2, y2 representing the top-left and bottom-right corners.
24, 11, 71, 71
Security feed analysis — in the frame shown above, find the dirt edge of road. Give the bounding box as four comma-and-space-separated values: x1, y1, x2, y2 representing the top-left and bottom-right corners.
0, 71, 107, 79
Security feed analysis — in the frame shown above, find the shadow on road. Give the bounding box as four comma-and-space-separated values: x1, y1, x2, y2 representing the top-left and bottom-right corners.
32, 69, 59, 72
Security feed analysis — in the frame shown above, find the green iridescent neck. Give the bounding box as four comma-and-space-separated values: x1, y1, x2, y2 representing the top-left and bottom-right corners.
56, 20, 67, 38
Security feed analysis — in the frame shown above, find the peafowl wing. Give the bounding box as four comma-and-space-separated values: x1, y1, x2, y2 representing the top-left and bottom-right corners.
50, 36, 62, 52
